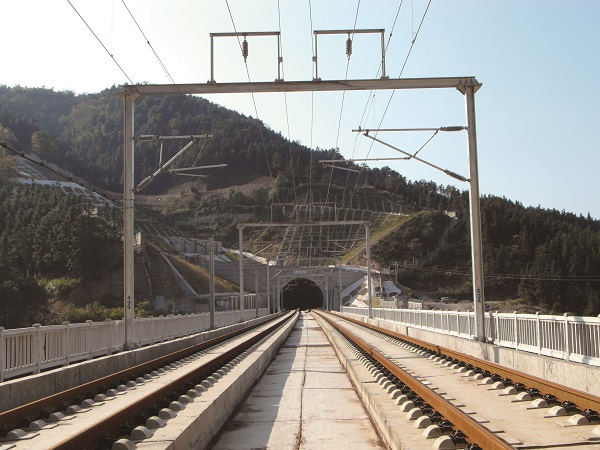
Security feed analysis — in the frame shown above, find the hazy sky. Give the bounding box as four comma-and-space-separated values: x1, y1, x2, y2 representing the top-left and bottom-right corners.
3, 1, 599, 218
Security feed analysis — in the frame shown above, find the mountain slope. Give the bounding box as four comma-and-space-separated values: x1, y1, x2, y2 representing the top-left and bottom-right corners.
1, 85, 599, 318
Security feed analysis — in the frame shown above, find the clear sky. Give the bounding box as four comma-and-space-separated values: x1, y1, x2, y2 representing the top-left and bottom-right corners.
3, 1, 599, 218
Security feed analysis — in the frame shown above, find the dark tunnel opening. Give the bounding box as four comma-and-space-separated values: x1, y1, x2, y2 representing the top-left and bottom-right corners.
282, 278, 323, 310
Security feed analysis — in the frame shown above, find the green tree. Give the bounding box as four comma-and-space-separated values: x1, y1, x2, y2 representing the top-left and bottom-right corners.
31, 130, 60, 161
0, 276, 47, 328
0, 156, 16, 184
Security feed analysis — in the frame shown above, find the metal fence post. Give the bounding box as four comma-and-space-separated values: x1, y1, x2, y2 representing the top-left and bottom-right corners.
455, 311, 460, 335
564, 313, 571, 361
0, 327, 5, 382
86, 320, 93, 359
32, 323, 42, 374
104, 319, 113, 353
468, 312, 472, 337
536, 312, 541, 355
489, 310, 495, 343
63, 322, 70, 364
514, 312, 519, 350
495, 313, 500, 345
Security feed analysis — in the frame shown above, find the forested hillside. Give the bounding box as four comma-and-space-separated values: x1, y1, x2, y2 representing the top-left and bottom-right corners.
0, 182, 122, 328
373, 196, 600, 315
0, 85, 452, 208
1, 84, 599, 322
0, 85, 346, 195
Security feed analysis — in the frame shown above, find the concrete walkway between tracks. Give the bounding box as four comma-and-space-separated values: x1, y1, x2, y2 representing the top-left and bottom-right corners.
212, 311, 386, 449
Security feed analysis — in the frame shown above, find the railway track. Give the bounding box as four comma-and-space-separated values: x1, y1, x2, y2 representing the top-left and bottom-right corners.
0, 311, 296, 450
2, 310, 599, 449
315, 311, 600, 449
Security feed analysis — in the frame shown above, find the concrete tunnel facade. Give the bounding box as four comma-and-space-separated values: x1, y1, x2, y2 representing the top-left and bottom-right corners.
281, 277, 324, 310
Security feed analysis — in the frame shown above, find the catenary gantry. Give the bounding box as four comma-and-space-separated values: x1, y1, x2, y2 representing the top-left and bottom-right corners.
120, 75, 484, 350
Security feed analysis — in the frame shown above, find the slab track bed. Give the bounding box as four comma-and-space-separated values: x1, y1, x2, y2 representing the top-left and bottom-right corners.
317, 310, 600, 449
0, 312, 296, 450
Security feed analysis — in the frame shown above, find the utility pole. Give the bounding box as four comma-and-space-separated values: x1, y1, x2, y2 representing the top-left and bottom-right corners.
122, 91, 138, 351
238, 224, 245, 314
365, 223, 372, 319
338, 259, 342, 311
209, 237, 215, 330
460, 83, 486, 341
254, 269, 259, 318
325, 276, 329, 310
276, 276, 281, 312
266, 260, 271, 313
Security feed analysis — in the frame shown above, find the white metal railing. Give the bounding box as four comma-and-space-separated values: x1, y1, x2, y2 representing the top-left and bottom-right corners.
342, 307, 600, 367
0, 297, 270, 382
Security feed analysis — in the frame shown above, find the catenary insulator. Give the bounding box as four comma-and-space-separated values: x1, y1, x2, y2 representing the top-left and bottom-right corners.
440, 126, 466, 132
137, 135, 156, 141
242, 38, 249, 61
444, 169, 468, 182
346, 35, 352, 59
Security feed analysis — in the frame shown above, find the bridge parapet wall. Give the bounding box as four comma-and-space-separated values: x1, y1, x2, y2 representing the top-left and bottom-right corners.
0, 311, 276, 411
0, 304, 268, 383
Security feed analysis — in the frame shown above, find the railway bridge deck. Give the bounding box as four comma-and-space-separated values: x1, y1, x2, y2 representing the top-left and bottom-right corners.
1, 311, 600, 449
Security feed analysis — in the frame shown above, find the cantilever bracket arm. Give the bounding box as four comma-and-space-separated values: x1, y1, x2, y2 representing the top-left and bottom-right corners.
134, 134, 212, 192
135, 139, 195, 192
362, 133, 469, 182
323, 163, 361, 173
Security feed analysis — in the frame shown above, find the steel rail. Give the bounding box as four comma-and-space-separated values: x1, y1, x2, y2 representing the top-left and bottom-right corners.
0, 313, 287, 429
333, 311, 600, 413
316, 311, 514, 450
48, 312, 296, 449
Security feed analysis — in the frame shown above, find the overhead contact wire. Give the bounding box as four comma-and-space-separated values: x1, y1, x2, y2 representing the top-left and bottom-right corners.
66, 0, 134, 86
343, 1, 404, 212
325, 0, 362, 206
345, 0, 404, 209
225, 0, 279, 205
121, 0, 198, 119
66, 0, 169, 137
308, 0, 316, 207
63, 4, 277, 287
278, 0, 299, 206
348, 0, 431, 204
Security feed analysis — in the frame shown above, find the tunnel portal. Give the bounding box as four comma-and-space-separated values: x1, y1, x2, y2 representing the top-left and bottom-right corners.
282, 278, 324, 310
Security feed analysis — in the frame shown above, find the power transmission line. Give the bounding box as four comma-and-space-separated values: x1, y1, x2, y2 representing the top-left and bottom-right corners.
397, 262, 600, 283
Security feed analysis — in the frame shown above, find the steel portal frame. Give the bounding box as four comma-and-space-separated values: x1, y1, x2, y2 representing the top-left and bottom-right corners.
120, 75, 484, 350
